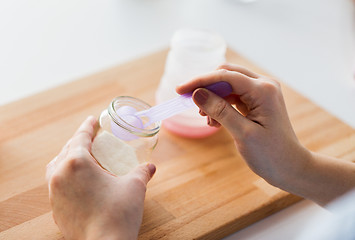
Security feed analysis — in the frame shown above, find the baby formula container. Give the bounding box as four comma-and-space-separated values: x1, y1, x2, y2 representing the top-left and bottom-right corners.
156, 28, 226, 138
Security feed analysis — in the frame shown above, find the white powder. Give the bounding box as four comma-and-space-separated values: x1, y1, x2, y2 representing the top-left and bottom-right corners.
91, 131, 139, 176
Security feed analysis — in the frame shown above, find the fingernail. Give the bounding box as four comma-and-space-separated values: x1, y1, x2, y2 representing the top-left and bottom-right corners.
147, 163, 156, 177
193, 89, 209, 105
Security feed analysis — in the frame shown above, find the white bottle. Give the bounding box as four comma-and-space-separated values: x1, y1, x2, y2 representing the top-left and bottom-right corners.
156, 29, 226, 138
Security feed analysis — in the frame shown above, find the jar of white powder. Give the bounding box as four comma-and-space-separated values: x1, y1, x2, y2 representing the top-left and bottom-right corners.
92, 96, 160, 176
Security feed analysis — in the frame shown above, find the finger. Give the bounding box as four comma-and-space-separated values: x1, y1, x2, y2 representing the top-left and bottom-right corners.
49, 116, 98, 176
45, 157, 57, 183
193, 88, 253, 138
70, 116, 98, 151
45, 137, 72, 182
176, 69, 256, 96
54, 138, 72, 165
128, 163, 156, 186
217, 63, 260, 78
224, 95, 249, 116
208, 117, 221, 128
199, 109, 207, 116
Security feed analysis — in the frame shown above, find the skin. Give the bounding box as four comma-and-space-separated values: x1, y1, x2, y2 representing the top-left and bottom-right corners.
46, 64, 355, 239
46, 116, 156, 240
176, 63, 355, 206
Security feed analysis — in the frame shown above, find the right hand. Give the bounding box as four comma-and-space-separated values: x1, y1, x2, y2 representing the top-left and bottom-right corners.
176, 64, 311, 189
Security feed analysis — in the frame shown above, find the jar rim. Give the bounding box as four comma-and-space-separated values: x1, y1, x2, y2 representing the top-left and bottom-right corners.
108, 96, 161, 137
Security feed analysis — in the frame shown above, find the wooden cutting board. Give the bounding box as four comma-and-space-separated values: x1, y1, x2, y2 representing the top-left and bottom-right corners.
0, 49, 354, 240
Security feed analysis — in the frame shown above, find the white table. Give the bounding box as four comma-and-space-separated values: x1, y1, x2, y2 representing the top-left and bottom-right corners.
1, 0, 354, 239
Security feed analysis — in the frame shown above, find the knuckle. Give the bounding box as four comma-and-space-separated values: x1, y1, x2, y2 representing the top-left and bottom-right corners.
48, 172, 64, 191
211, 99, 229, 119
68, 146, 87, 159
129, 176, 147, 192
75, 130, 91, 139
217, 63, 230, 70
240, 125, 258, 142
64, 149, 88, 172
260, 81, 279, 94
217, 69, 229, 81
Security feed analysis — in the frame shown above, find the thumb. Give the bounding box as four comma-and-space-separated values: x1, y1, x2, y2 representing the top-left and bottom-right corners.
192, 88, 248, 137
128, 163, 156, 186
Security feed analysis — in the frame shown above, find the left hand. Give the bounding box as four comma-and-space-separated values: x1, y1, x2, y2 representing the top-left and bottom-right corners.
46, 116, 156, 240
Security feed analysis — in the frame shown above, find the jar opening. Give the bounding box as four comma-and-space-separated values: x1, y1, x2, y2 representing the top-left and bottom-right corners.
108, 96, 161, 138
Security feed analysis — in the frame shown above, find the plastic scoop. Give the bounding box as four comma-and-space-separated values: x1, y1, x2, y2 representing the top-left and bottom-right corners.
135, 82, 233, 127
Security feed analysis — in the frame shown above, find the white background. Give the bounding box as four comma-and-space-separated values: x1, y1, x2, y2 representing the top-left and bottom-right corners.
1, 0, 354, 239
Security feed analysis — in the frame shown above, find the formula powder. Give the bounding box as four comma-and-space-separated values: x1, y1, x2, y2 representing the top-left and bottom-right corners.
91, 130, 139, 176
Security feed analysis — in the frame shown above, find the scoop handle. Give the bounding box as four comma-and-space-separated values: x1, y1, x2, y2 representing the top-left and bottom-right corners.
204, 81, 233, 97
135, 81, 234, 127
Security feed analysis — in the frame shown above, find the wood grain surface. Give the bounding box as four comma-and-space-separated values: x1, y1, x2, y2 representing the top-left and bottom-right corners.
0, 49, 354, 240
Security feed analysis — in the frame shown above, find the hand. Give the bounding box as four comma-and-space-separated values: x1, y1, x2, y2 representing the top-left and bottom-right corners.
177, 64, 355, 206
177, 64, 308, 187
46, 116, 156, 240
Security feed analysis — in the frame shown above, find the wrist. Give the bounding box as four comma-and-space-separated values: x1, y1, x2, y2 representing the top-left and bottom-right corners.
270, 144, 314, 194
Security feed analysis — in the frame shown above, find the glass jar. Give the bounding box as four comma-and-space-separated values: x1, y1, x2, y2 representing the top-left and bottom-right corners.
92, 96, 160, 175
156, 28, 226, 138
